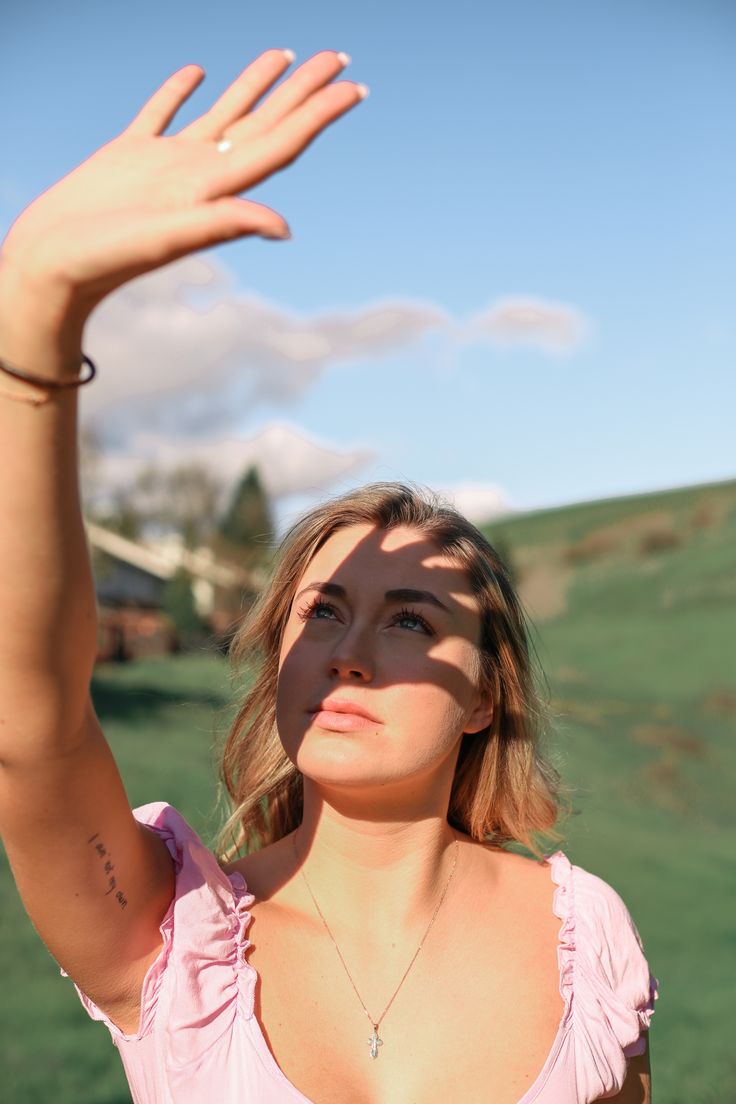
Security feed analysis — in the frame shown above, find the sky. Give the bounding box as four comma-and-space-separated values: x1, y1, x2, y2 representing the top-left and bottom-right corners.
2, 0, 734, 533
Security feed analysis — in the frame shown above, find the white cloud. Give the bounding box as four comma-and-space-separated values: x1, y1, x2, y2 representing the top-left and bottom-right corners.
462, 295, 590, 353
436, 482, 512, 524
80, 254, 451, 442
92, 422, 375, 507
78, 257, 592, 451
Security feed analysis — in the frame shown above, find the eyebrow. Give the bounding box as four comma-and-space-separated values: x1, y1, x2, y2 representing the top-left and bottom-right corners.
295, 581, 452, 613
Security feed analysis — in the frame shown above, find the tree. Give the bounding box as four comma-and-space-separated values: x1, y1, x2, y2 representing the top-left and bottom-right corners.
163, 568, 207, 650
215, 465, 274, 566
91, 485, 145, 541
133, 462, 224, 548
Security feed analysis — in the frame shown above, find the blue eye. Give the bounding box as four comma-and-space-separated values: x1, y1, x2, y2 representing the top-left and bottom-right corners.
297, 597, 338, 622
393, 607, 433, 635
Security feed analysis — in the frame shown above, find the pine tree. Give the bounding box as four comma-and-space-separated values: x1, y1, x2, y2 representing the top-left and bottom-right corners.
215, 466, 274, 566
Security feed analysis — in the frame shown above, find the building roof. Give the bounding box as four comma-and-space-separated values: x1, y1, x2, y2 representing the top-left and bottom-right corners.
85, 521, 266, 591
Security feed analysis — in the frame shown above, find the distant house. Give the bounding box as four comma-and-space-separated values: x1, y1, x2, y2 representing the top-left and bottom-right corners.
86, 521, 263, 661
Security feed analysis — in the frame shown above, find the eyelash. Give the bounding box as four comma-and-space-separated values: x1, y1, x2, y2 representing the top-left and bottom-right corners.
297, 598, 434, 636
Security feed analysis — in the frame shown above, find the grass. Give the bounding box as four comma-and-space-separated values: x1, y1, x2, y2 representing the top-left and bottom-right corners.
2, 476, 735, 1102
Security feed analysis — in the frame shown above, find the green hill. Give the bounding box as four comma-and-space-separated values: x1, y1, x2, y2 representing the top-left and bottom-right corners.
1, 477, 735, 1102
482, 477, 736, 1102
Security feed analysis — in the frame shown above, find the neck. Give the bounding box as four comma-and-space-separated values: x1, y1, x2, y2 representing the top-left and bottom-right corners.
291, 779, 459, 937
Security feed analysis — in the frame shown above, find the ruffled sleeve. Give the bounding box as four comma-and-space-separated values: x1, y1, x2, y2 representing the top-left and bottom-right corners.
63, 802, 256, 1065
551, 853, 659, 1100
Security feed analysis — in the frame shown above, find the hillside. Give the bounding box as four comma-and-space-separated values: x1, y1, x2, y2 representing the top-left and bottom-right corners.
483, 477, 736, 1102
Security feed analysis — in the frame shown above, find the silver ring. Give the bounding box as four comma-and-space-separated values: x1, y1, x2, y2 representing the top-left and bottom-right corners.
216, 138, 233, 154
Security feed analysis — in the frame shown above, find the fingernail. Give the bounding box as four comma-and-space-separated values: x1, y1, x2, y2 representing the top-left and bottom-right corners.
337, 52, 352, 66
263, 227, 292, 240
282, 49, 296, 63
356, 83, 370, 100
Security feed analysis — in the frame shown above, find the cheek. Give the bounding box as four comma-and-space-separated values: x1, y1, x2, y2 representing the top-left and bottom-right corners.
384, 679, 472, 751
277, 619, 314, 688
424, 639, 483, 708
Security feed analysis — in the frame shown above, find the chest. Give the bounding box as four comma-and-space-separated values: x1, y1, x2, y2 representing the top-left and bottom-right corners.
242, 888, 565, 1104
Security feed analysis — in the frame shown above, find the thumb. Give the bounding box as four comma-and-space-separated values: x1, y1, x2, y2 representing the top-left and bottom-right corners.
150, 197, 291, 262
210, 197, 292, 241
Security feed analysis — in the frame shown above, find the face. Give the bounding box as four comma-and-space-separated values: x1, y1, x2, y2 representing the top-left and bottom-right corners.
276, 524, 493, 797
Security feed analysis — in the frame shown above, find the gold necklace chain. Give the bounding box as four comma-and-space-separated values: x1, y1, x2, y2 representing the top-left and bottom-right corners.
292, 830, 459, 1059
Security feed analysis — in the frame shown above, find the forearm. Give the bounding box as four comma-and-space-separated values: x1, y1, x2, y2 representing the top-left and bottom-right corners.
0, 259, 98, 752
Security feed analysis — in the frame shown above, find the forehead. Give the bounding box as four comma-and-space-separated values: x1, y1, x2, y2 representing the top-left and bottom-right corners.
297, 523, 479, 612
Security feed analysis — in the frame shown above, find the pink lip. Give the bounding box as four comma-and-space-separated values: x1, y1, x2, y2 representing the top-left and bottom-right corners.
308, 698, 382, 730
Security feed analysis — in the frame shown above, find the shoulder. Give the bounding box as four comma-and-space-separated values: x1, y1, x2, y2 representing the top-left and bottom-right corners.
463, 839, 567, 909
456, 839, 564, 958
557, 853, 651, 964
221, 831, 296, 903
545, 850, 660, 1099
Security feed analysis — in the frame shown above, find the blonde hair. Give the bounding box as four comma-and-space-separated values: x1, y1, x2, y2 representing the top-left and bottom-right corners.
216, 482, 566, 861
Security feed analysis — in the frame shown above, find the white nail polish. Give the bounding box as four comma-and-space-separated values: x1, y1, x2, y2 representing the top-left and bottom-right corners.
355, 83, 370, 100
337, 52, 352, 66
282, 49, 296, 63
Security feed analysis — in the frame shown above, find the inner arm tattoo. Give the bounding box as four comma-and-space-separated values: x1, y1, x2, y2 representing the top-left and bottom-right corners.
87, 833, 129, 909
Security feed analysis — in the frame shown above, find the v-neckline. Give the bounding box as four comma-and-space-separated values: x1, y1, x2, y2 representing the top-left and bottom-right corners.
235, 851, 575, 1104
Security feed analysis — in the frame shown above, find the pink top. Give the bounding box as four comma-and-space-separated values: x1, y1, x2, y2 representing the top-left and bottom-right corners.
66, 803, 659, 1103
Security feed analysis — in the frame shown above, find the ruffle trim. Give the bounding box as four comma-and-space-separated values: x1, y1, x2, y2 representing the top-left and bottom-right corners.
545, 850, 576, 1006
622, 971, 659, 1057
543, 850, 660, 1095
228, 868, 258, 1018
137, 804, 257, 1060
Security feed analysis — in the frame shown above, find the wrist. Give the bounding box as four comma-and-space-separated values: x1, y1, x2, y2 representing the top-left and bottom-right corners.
0, 257, 89, 384
0, 252, 88, 328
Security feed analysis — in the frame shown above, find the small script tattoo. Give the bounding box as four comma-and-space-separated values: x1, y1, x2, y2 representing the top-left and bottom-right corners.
88, 833, 129, 909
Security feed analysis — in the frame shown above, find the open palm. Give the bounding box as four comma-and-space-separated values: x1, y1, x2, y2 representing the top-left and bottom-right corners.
1, 49, 366, 312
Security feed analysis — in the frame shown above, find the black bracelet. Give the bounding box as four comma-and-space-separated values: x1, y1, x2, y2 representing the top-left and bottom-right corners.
0, 353, 96, 390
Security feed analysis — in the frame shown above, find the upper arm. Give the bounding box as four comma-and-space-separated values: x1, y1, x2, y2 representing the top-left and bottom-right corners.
0, 694, 175, 1029
597, 1035, 652, 1104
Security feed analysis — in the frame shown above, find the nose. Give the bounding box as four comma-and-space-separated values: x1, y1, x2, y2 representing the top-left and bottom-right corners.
328, 623, 374, 681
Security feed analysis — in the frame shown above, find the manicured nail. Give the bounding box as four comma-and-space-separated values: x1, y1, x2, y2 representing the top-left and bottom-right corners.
337, 52, 352, 66
282, 49, 296, 63
355, 83, 370, 99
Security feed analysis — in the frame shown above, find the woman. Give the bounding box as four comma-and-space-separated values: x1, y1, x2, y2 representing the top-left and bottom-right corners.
0, 48, 657, 1104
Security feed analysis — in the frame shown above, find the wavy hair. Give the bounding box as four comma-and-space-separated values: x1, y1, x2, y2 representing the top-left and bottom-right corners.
216, 482, 566, 861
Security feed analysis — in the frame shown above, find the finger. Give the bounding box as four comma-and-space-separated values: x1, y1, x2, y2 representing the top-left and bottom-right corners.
238, 50, 351, 136
211, 81, 367, 197
123, 65, 207, 138
136, 199, 291, 266
180, 49, 296, 143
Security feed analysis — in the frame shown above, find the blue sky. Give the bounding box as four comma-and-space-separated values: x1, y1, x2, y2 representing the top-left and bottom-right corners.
2, 0, 734, 530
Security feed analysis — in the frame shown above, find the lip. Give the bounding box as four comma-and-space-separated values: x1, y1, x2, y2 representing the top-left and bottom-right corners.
309, 698, 382, 725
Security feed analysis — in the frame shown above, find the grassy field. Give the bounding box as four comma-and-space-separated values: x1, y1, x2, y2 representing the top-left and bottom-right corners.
1, 477, 735, 1102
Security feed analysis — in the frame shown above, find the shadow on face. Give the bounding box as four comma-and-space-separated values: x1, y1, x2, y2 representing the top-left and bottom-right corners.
275, 524, 494, 812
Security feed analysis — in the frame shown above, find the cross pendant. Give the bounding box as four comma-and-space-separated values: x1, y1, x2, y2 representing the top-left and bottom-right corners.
368, 1025, 384, 1059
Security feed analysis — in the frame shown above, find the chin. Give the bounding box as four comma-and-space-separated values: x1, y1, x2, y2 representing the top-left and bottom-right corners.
294, 733, 398, 788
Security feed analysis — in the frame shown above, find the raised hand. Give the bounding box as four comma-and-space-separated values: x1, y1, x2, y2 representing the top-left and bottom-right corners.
0, 49, 367, 315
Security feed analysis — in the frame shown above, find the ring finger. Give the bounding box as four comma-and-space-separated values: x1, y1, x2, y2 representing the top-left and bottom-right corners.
179, 49, 293, 142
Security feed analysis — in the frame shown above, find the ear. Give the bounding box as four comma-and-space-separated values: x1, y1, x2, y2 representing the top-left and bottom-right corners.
464, 691, 494, 735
